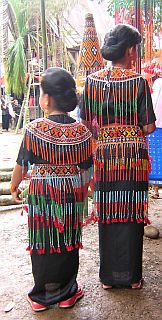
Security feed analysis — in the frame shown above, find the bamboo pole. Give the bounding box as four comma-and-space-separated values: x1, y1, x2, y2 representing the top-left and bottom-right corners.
135, 0, 141, 73
40, 0, 47, 71
15, 73, 32, 134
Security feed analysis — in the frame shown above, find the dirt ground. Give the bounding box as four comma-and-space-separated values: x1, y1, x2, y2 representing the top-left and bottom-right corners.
0, 132, 162, 320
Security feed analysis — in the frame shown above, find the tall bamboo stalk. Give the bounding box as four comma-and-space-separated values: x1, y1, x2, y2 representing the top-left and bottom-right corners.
40, 0, 47, 71
135, 0, 141, 73
15, 73, 32, 134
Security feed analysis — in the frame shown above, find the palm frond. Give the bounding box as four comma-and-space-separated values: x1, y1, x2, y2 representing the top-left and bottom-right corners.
6, 36, 26, 96
8, 0, 28, 37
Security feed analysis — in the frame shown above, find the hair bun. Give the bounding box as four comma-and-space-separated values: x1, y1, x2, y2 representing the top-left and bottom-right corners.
101, 24, 141, 61
104, 34, 117, 46
41, 67, 78, 112
64, 88, 76, 98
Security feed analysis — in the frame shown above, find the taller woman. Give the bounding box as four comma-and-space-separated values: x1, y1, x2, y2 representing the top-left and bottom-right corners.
81, 24, 156, 289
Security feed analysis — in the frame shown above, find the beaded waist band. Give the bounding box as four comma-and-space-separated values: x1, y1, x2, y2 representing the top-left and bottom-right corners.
32, 164, 80, 178
98, 125, 146, 144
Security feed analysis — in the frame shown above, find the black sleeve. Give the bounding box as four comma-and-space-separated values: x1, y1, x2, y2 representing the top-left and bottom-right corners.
78, 155, 93, 170
137, 78, 156, 126
16, 133, 34, 166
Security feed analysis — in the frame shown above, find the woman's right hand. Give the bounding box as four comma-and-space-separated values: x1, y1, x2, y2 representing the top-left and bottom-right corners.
11, 188, 22, 204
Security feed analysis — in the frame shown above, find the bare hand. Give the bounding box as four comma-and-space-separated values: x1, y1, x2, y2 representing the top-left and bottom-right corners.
11, 189, 22, 204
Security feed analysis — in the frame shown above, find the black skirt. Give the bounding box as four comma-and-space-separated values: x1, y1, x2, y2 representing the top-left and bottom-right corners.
29, 246, 79, 306
99, 222, 144, 287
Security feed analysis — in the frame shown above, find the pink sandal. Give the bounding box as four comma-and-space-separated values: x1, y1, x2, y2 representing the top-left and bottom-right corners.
27, 295, 48, 312
131, 278, 144, 289
58, 286, 84, 308
102, 284, 113, 289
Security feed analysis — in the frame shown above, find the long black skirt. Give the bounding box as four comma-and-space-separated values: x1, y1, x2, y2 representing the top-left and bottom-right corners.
99, 222, 144, 287
28, 247, 79, 306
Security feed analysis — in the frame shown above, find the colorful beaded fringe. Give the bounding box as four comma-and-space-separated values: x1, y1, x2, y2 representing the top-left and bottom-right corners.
93, 126, 149, 224
24, 118, 92, 254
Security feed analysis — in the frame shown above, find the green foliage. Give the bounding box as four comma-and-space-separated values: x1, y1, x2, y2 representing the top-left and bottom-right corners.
5, 0, 29, 96
5, 0, 78, 97
91, 0, 162, 33
6, 36, 26, 96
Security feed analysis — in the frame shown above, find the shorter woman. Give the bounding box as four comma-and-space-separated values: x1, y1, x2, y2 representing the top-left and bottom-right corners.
11, 67, 93, 311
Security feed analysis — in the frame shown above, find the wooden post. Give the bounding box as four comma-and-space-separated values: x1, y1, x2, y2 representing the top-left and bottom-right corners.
135, 0, 141, 73
40, 0, 47, 71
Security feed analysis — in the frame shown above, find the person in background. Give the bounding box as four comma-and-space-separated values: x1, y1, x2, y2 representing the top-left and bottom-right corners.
12, 98, 22, 129
81, 24, 156, 289
10, 67, 93, 312
1, 95, 10, 131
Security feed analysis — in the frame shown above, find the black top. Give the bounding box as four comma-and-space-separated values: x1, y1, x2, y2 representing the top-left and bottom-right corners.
80, 69, 156, 127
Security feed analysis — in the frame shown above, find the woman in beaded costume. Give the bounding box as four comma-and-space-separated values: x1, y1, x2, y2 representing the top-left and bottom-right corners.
80, 24, 156, 289
11, 68, 93, 311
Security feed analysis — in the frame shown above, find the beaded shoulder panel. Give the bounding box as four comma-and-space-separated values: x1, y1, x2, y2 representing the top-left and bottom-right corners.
26, 118, 91, 145
89, 67, 142, 82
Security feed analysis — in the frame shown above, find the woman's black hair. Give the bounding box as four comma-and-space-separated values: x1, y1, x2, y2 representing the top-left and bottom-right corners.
41, 67, 78, 112
101, 24, 141, 61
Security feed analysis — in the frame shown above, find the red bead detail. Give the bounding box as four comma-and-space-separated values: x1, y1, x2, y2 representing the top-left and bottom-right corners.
23, 205, 28, 213
50, 247, 53, 254
40, 216, 44, 223
37, 249, 44, 255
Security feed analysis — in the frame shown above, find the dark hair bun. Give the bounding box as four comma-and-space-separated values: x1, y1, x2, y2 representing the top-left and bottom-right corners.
101, 24, 141, 61
41, 67, 77, 112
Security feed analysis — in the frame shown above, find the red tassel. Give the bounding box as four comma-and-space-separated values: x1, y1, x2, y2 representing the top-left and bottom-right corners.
144, 216, 151, 225
23, 205, 28, 213
136, 159, 141, 166
37, 249, 44, 255
58, 225, 64, 233
40, 216, 44, 223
